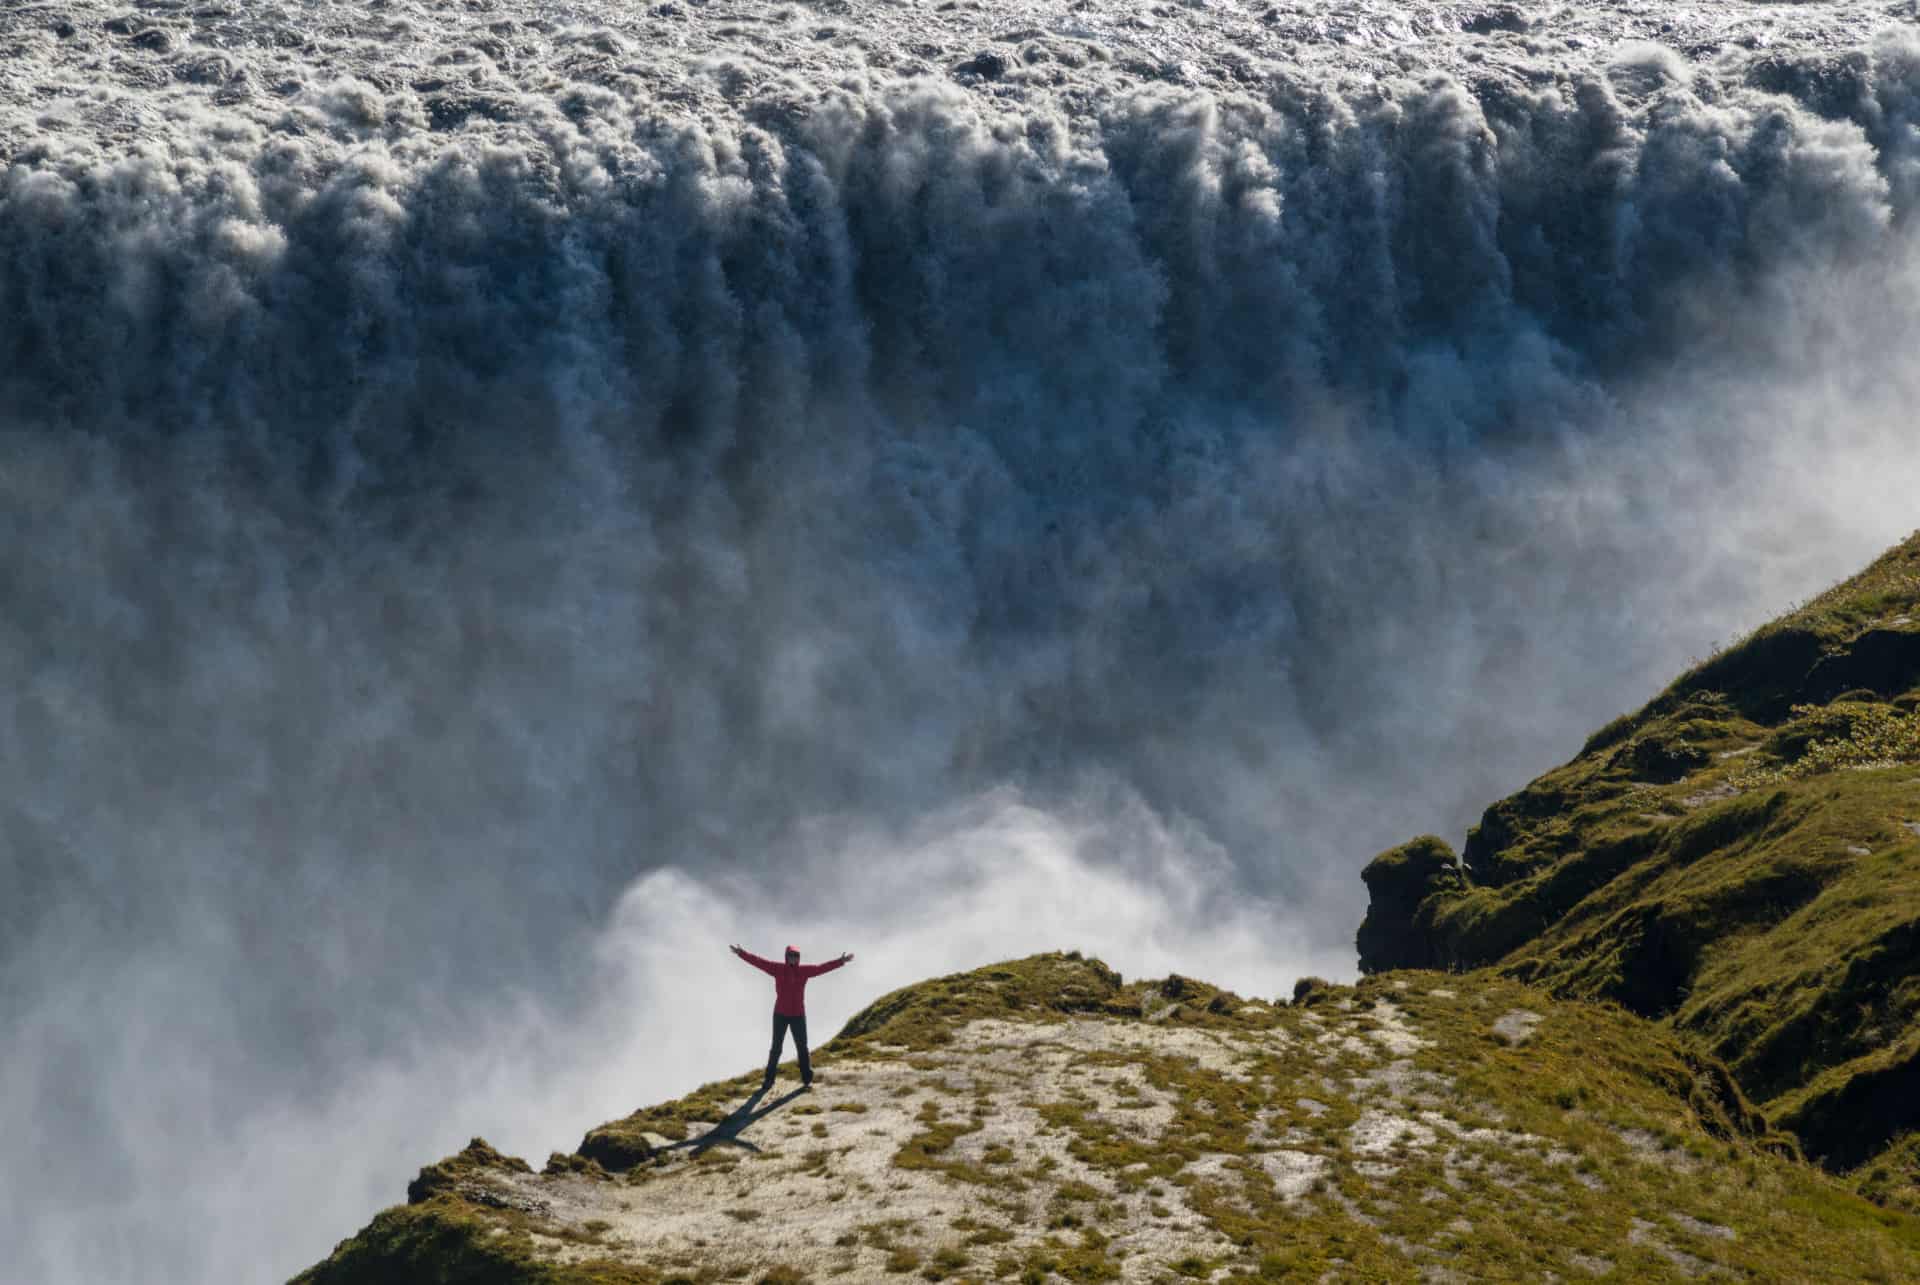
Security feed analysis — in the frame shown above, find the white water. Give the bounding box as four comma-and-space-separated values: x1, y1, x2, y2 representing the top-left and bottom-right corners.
3, 1, 1919, 1279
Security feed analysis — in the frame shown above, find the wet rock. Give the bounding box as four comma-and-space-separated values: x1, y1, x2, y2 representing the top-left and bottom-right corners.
424, 93, 516, 131
955, 51, 1007, 80
1461, 7, 1529, 36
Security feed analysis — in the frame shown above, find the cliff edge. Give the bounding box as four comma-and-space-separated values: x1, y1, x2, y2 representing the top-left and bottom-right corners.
298, 952, 1917, 1282
1359, 530, 1920, 1213
296, 537, 1920, 1281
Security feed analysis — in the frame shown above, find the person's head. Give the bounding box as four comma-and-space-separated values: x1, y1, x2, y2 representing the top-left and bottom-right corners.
785, 945, 800, 965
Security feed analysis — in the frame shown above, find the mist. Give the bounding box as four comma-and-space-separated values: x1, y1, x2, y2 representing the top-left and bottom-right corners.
4, 2, 1920, 1280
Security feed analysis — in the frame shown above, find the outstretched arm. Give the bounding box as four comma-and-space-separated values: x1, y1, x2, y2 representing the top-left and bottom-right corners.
801, 952, 853, 978
732, 944, 778, 975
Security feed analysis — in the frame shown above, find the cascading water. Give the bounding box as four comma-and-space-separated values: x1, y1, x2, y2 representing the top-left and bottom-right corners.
3, 2, 1919, 1279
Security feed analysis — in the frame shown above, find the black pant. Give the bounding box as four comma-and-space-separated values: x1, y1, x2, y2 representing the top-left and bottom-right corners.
766, 1013, 810, 1084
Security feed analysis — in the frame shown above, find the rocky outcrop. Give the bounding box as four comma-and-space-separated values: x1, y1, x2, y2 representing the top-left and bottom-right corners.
574, 1125, 654, 1174
1356, 531, 1920, 1198
1354, 835, 1462, 972
297, 536, 1920, 1280
301, 955, 1912, 1283
404, 1137, 533, 1205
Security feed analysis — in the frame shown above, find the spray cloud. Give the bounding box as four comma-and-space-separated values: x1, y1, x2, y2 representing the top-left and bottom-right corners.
3, 2, 1920, 1278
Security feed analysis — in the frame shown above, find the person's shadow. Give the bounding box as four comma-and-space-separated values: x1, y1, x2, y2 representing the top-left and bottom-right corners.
660, 1085, 810, 1157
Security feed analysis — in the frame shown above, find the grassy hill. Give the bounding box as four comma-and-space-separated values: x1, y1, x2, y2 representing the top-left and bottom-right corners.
1357, 530, 1920, 1213
298, 534, 1920, 1282
298, 953, 1920, 1282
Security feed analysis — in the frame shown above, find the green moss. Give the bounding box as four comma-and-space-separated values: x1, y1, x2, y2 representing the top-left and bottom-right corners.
1857, 1133, 1920, 1216
892, 1099, 991, 1183
402, 1138, 536, 1205
1357, 530, 1920, 1191
293, 1198, 664, 1285
1772, 536, 1920, 640
294, 1199, 546, 1285
545, 1152, 613, 1181
832, 953, 1129, 1052
1738, 703, 1920, 783
1005, 1229, 1120, 1282
917, 1245, 969, 1280
303, 951, 1920, 1284
1355, 837, 1464, 972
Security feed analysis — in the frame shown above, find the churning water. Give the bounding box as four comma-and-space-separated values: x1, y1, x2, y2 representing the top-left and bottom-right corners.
4, 1, 1920, 1278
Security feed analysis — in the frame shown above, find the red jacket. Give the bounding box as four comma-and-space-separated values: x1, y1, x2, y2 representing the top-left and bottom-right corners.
736, 949, 845, 1016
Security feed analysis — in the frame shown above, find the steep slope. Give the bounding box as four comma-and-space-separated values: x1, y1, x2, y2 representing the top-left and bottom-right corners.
299, 953, 1919, 1282
1359, 531, 1920, 1209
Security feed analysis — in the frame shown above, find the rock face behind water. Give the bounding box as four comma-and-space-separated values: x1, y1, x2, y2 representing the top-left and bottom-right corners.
297, 950, 1920, 1282
1359, 530, 1920, 1215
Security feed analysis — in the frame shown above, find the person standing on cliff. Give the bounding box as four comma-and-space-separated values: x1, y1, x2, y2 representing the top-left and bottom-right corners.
731, 943, 853, 1090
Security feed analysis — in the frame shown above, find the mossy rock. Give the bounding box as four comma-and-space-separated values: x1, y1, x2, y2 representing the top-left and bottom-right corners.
1764, 700, 1879, 762
1858, 1132, 1920, 1215
1669, 625, 1825, 722
1777, 1033, 1920, 1171
1355, 530, 1920, 1188
1583, 535, 1920, 746
1613, 730, 1709, 783
406, 1138, 533, 1205
1355, 835, 1462, 973
577, 1126, 655, 1173
1288, 975, 1333, 1005
1459, 796, 1553, 886
543, 1152, 611, 1180
301, 956, 1920, 1282
1802, 627, 1920, 705
833, 952, 1125, 1050
297, 1199, 545, 1285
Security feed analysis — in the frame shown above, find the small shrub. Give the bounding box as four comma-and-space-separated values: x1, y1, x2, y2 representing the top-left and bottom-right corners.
1292, 977, 1334, 1006
922, 1245, 969, 1280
